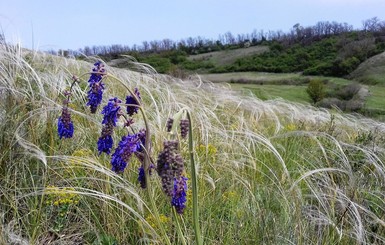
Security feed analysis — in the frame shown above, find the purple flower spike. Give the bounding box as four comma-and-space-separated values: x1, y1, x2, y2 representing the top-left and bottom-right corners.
126, 88, 141, 116
97, 98, 122, 155
138, 165, 146, 188
111, 133, 142, 173
101, 97, 121, 126
97, 134, 113, 154
138, 163, 154, 189
156, 140, 184, 196
172, 176, 188, 214
58, 105, 74, 139
87, 83, 104, 113
86, 62, 106, 113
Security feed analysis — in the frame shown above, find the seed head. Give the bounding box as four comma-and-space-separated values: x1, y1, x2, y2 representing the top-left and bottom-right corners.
156, 140, 185, 196
166, 118, 174, 132
180, 119, 189, 139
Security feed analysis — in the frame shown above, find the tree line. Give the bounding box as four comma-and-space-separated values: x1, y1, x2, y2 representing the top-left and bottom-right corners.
52, 17, 385, 58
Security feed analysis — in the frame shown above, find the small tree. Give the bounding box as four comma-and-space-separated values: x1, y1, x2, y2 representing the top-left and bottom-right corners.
307, 79, 325, 104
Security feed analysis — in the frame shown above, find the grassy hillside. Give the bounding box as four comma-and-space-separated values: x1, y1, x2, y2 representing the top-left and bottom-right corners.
188, 45, 269, 67
1, 44, 385, 244
349, 51, 385, 85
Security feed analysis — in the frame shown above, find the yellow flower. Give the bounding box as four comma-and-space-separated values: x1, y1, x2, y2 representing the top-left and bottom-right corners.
72, 149, 93, 157
286, 123, 296, 131
44, 185, 80, 207
222, 191, 239, 202
145, 214, 170, 230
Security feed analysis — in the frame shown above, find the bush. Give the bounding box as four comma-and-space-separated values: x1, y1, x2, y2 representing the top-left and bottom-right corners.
317, 97, 346, 110
336, 83, 362, 100
306, 79, 326, 104
345, 99, 364, 111
339, 57, 361, 74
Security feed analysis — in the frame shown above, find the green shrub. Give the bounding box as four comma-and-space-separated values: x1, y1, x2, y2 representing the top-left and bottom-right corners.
306, 79, 326, 104
317, 97, 345, 110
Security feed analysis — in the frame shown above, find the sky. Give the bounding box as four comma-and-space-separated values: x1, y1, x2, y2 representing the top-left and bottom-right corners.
1, 0, 385, 51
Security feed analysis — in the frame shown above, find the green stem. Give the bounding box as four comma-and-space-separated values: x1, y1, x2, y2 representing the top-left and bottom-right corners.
172, 207, 187, 245
186, 110, 203, 245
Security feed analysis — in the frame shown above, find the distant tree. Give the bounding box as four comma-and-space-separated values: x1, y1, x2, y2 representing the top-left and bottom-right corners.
362, 17, 381, 32
142, 41, 150, 52
83, 46, 92, 56
161, 38, 174, 50
150, 41, 160, 52
224, 32, 236, 45
186, 37, 195, 48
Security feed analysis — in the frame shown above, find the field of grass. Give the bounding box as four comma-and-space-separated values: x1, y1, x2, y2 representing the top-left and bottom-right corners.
200, 72, 352, 85
188, 46, 269, 66
200, 72, 384, 120
230, 83, 311, 104
1, 43, 385, 244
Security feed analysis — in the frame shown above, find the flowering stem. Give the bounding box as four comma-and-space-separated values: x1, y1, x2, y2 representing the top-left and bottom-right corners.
186, 110, 203, 245
105, 74, 172, 244
104, 74, 149, 175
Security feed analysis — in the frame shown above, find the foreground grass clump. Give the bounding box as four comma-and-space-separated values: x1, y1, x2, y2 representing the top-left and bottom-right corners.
1, 43, 385, 244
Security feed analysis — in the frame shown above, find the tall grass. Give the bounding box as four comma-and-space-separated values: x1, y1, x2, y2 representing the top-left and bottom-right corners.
1, 42, 385, 244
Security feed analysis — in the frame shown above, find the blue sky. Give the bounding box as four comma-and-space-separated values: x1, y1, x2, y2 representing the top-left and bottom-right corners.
1, 0, 385, 51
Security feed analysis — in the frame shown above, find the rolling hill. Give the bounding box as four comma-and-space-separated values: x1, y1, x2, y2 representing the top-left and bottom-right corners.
187, 45, 269, 66
349, 50, 385, 85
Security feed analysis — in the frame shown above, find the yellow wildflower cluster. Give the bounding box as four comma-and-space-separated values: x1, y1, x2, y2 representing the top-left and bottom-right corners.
222, 190, 239, 202
222, 190, 244, 218
145, 214, 170, 230
44, 186, 80, 206
72, 148, 93, 157
285, 123, 297, 131
196, 144, 217, 158
69, 148, 93, 165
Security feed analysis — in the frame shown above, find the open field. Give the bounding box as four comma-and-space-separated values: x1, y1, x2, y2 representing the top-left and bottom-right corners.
230, 83, 311, 103
1, 44, 385, 244
200, 72, 384, 120
188, 45, 269, 66
199, 72, 352, 85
